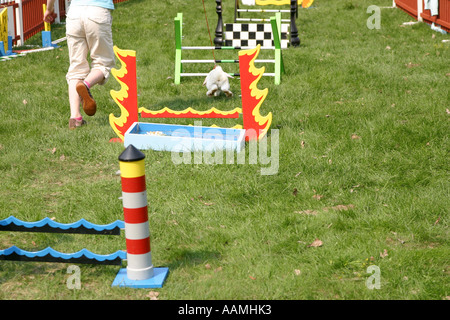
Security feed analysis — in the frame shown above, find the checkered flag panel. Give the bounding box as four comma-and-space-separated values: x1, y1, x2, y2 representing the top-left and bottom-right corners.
224, 23, 289, 48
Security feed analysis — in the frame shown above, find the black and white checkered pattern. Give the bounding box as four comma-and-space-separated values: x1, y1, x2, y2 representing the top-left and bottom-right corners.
224, 23, 289, 48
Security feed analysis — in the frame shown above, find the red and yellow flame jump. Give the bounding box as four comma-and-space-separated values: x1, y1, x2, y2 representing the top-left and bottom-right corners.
109, 47, 139, 141
109, 45, 272, 142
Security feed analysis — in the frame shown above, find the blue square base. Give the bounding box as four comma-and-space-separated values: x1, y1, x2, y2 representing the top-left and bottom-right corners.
112, 267, 169, 288
41, 31, 59, 48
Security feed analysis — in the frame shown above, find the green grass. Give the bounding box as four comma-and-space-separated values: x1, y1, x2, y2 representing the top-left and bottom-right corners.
0, 0, 448, 300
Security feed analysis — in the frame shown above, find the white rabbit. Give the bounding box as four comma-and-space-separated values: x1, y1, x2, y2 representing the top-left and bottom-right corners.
203, 66, 233, 97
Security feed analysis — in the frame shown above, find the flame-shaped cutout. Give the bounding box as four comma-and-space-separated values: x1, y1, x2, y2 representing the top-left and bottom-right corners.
109, 46, 138, 142
239, 45, 272, 141
139, 106, 242, 119
302, 0, 314, 8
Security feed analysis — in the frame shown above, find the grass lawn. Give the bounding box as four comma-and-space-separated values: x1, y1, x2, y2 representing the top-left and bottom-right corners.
0, 0, 448, 300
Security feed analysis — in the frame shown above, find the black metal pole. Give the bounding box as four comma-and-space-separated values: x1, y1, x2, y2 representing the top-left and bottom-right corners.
214, 0, 223, 46
290, 0, 300, 47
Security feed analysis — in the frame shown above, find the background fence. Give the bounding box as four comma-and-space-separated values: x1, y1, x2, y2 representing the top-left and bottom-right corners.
395, 0, 450, 32
3, 0, 448, 47
0, 0, 127, 46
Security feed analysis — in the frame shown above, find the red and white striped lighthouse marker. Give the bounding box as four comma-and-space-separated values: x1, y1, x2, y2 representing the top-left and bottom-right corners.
120, 146, 153, 280
112, 144, 169, 288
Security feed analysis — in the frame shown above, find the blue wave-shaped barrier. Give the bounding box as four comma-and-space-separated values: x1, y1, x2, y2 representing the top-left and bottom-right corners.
0, 246, 127, 265
0, 216, 125, 235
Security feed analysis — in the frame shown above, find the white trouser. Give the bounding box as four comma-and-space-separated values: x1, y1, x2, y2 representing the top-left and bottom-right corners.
65, 5, 115, 85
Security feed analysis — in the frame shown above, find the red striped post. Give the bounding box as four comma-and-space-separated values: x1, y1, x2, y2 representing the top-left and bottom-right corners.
119, 144, 153, 280
112, 144, 169, 288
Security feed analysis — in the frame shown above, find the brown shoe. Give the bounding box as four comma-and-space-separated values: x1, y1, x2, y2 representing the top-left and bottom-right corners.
69, 118, 87, 129
76, 81, 97, 116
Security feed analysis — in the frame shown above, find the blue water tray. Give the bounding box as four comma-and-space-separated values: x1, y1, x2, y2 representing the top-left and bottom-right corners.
124, 122, 245, 152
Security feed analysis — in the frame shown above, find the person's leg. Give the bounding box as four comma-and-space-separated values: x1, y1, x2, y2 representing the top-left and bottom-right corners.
75, 68, 105, 117
85, 7, 115, 86
75, 75, 98, 116
83, 69, 105, 88
69, 79, 82, 118
68, 79, 87, 129
66, 6, 90, 124
76, 7, 115, 116
72, 7, 115, 117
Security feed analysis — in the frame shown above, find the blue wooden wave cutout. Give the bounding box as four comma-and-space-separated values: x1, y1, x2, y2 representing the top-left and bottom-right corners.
0, 216, 125, 235
0, 246, 127, 265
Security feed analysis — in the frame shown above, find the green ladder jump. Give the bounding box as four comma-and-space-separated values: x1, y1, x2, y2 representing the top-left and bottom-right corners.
174, 12, 285, 85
